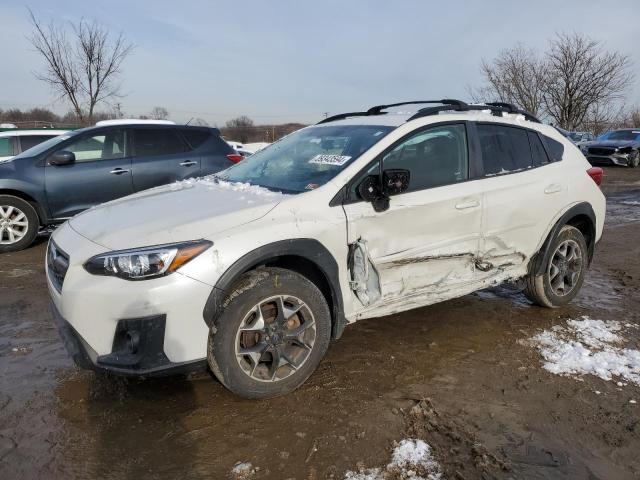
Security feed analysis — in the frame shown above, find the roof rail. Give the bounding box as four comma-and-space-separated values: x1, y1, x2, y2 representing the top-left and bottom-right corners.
317, 99, 468, 124
485, 102, 541, 123
317, 99, 541, 125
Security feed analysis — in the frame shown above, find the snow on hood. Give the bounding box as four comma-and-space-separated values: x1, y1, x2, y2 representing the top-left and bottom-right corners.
69, 176, 288, 250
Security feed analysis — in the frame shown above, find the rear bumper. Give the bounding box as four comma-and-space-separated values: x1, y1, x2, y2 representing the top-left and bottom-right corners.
51, 301, 207, 377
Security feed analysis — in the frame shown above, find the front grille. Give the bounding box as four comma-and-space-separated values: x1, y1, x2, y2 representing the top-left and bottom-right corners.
47, 240, 69, 294
588, 147, 615, 156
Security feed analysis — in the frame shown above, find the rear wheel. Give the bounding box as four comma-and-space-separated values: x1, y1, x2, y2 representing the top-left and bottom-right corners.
207, 267, 331, 399
524, 225, 588, 307
0, 195, 39, 253
628, 150, 639, 168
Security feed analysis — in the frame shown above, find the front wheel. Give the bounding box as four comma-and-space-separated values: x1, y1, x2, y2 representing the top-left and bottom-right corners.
524, 225, 589, 307
0, 195, 39, 253
207, 267, 331, 399
628, 150, 639, 168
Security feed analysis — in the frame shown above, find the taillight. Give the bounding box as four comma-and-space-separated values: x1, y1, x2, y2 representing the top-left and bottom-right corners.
226, 153, 243, 163
586, 166, 603, 186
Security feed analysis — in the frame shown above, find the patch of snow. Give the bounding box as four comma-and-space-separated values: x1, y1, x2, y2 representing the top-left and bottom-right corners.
528, 316, 640, 387
230, 461, 255, 479
630, 399, 637, 404
344, 439, 443, 480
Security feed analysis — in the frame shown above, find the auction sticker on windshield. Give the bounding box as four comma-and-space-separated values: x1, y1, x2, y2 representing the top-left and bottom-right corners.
309, 154, 351, 166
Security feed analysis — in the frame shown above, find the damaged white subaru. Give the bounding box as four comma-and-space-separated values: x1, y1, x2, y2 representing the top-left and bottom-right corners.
47, 100, 606, 398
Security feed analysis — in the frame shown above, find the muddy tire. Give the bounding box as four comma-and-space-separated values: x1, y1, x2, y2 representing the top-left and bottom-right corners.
0, 195, 39, 253
629, 151, 639, 168
524, 225, 589, 308
207, 267, 331, 399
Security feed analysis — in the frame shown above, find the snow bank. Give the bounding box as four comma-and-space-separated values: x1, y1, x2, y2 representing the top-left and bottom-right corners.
528, 316, 640, 386
344, 439, 443, 480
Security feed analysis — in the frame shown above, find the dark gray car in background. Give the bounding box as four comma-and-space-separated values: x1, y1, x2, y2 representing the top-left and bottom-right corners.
0, 121, 240, 252
580, 128, 640, 167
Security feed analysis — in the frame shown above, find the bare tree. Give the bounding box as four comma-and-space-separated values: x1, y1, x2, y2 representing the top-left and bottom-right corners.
476, 44, 547, 116
149, 106, 169, 120
27, 8, 133, 124
225, 116, 255, 143
225, 115, 254, 128
543, 32, 633, 130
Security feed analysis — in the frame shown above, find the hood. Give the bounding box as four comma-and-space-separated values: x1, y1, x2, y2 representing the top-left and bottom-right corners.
584, 140, 639, 149
69, 177, 288, 250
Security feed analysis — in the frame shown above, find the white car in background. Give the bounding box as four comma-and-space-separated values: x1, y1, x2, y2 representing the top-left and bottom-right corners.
48, 100, 605, 399
0, 129, 69, 162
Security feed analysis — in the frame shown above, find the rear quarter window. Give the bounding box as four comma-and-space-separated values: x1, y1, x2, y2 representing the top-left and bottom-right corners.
180, 129, 211, 150
541, 134, 564, 162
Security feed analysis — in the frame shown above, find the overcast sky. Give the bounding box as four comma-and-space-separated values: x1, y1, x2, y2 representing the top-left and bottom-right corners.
1, 0, 639, 125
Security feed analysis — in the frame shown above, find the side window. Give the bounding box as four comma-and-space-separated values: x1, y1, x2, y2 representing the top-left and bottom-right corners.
540, 135, 564, 162
528, 131, 550, 166
20, 135, 55, 152
61, 130, 126, 163
133, 128, 186, 157
478, 124, 532, 175
180, 129, 211, 150
381, 124, 468, 192
0, 137, 13, 157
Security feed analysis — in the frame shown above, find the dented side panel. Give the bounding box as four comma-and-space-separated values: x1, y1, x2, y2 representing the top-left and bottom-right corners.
343, 180, 484, 318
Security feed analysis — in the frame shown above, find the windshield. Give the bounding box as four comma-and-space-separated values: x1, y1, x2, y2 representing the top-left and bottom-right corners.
567, 132, 583, 141
12, 130, 82, 159
218, 124, 394, 193
597, 130, 640, 142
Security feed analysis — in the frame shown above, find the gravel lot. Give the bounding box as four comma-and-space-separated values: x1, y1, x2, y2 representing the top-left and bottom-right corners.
1, 166, 640, 479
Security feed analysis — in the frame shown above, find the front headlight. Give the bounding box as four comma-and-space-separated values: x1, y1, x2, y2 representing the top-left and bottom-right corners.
84, 240, 212, 280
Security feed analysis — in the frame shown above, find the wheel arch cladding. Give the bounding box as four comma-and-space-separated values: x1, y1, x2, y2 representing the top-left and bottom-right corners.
533, 202, 596, 276
203, 239, 347, 339
0, 189, 43, 223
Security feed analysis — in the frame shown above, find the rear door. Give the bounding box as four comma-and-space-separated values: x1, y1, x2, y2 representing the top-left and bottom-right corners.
45, 128, 134, 219
475, 123, 568, 280
181, 128, 234, 175
343, 122, 484, 318
130, 127, 201, 192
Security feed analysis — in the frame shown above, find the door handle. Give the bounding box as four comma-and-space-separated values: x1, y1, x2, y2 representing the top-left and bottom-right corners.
455, 199, 480, 210
180, 161, 197, 167
109, 168, 130, 175
544, 184, 562, 194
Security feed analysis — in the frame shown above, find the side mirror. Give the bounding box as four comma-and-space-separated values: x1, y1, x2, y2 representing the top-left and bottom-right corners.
50, 151, 75, 166
382, 169, 410, 196
357, 175, 390, 213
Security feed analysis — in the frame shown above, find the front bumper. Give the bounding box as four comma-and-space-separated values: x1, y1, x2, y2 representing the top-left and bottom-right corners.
587, 154, 632, 166
51, 300, 207, 376
47, 223, 213, 376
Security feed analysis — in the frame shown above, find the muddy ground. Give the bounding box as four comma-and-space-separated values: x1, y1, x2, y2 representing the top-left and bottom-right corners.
1, 166, 640, 479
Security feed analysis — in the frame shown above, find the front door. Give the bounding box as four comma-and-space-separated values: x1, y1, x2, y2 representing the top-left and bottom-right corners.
45, 128, 134, 220
342, 123, 484, 320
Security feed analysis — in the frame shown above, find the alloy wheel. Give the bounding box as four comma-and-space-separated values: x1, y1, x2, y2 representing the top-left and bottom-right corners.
0, 205, 29, 245
548, 239, 583, 297
234, 295, 316, 382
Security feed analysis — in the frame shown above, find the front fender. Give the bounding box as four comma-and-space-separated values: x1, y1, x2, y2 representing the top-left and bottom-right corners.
202, 238, 346, 339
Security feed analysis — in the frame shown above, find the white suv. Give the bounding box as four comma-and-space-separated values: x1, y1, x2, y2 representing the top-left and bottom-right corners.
47, 100, 605, 398
0, 128, 68, 162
